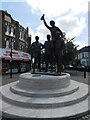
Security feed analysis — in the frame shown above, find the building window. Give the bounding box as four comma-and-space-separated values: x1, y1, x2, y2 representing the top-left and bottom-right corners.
82, 61, 85, 66
5, 23, 15, 36
22, 32, 25, 40
20, 44, 21, 50
6, 38, 14, 49
19, 31, 22, 39
6, 39, 10, 48
9, 26, 11, 34
21, 32, 23, 39
86, 52, 88, 58
19, 31, 25, 40
20, 44, 23, 51
13, 28, 15, 36
82, 53, 84, 58
5, 24, 10, 35
11, 39, 14, 49
22, 45, 24, 51
11, 27, 14, 36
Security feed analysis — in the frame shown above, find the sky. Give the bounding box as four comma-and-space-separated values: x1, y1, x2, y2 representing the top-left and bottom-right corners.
1, 0, 90, 49
88, 2, 90, 46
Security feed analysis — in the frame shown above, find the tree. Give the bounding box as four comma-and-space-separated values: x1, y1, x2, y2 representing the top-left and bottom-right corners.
63, 38, 78, 67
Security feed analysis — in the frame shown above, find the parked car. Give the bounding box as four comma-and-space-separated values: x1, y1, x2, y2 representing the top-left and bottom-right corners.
65, 65, 73, 70
86, 66, 90, 72
41, 63, 46, 70
77, 65, 85, 71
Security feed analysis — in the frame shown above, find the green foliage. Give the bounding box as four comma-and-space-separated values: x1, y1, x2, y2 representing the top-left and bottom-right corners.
63, 38, 78, 66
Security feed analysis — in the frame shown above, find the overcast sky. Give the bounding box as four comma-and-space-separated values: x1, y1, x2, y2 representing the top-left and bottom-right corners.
1, 0, 90, 49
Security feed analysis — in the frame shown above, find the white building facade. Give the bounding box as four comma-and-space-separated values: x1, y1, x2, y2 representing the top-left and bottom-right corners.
78, 46, 90, 67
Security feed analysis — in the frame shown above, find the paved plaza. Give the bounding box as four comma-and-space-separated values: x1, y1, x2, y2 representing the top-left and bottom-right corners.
0, 70, 90, 86
0, 70, 90, 120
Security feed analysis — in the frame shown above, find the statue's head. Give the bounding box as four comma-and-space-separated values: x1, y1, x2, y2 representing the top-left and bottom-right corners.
50, 20, 55, 26
35, 36, 39, 42
47, 34, 51, 40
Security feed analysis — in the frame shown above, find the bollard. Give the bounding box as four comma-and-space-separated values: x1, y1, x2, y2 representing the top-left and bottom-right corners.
84, 67, 86, 78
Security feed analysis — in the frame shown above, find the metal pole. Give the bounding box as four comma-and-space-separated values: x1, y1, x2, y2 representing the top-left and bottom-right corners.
10, 39, 12, 78
84, 67, 86, 78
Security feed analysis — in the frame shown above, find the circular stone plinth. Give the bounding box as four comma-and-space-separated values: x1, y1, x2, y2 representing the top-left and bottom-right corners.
18, 72, 70, 90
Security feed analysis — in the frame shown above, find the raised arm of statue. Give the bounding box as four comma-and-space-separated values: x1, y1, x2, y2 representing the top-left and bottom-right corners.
41, 14, 50, 30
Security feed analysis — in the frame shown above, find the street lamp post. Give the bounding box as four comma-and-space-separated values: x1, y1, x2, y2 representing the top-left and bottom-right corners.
10, 39, 12, 78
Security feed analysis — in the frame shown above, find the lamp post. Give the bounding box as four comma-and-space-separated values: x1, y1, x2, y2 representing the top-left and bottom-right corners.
10, 38, 12, 78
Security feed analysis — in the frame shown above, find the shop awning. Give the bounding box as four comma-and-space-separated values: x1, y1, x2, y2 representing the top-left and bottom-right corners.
0, 48, 31, 61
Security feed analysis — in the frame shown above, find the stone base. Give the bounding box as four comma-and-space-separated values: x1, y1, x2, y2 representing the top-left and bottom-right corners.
19, 72, 70, 89
0, 72, 89, 119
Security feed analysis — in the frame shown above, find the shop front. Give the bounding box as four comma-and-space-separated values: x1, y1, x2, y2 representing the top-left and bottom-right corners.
0, 48, 31, 74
